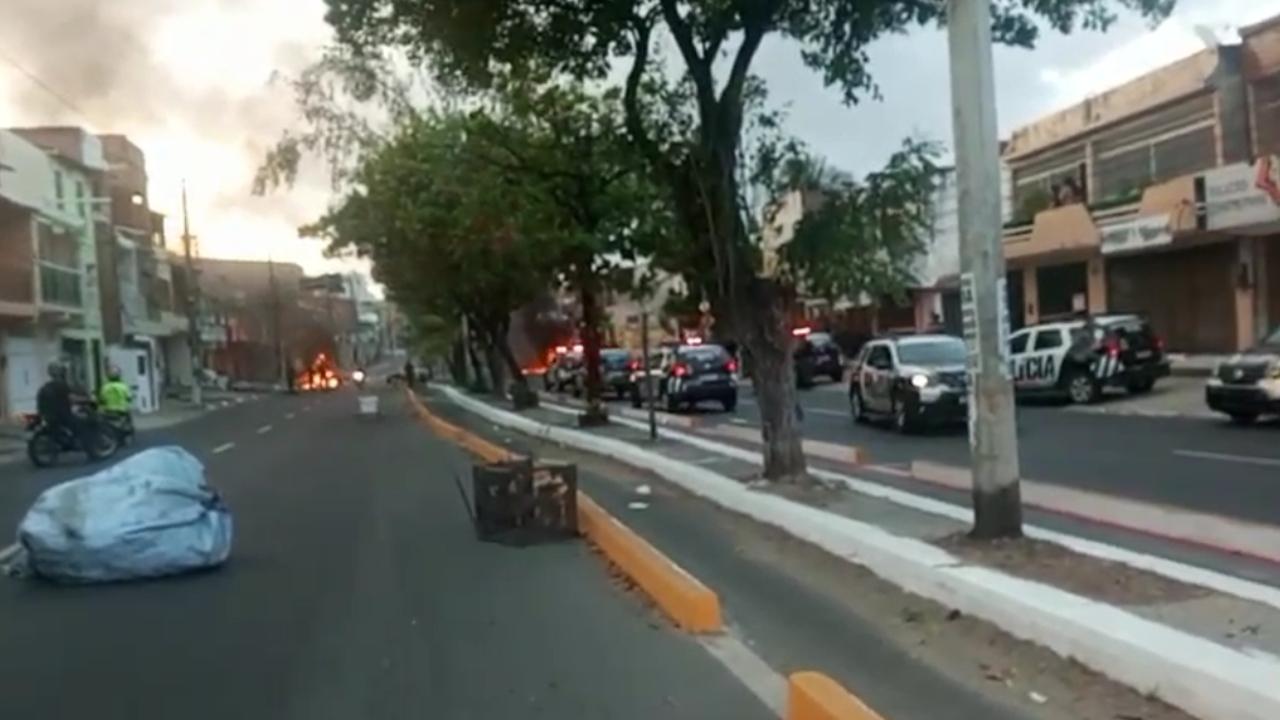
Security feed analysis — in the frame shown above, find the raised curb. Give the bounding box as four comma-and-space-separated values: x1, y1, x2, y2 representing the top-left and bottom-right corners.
578, 493, 722, 633
440, 385, 1280, 720
787, 672, 885, 720
409, 390, 722, 634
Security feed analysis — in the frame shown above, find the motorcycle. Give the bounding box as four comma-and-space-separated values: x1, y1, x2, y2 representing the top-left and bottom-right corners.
26, 401, 121, 468
101, 410, 135, 446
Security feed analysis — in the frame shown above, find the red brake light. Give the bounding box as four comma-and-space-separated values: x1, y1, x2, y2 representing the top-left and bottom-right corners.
673, 363, 690, 377
1155, 335, 1165, 352
1102, 337, 1121, 357
726, 359, 738, 373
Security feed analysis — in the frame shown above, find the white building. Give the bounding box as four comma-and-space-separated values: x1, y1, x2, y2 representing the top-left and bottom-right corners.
0, 129, 108, 416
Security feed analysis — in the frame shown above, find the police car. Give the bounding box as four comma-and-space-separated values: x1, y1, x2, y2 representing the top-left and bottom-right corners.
849, 333, 968, 432
1205, 324, 1280, 424
1008, 313, 1170, 404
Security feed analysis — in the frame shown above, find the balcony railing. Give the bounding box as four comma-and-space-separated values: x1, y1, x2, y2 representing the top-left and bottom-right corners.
39, 263, 82, 308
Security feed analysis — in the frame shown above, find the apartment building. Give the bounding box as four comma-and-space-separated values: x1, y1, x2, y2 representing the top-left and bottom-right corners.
0, 128, 107, 417
1000, 20, 1280, 353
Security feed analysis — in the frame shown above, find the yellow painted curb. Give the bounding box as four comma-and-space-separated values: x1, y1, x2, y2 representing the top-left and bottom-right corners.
405, 389, 516, 464
408, 388, 722, 634
577, 493, 722, 634
787, 672, 885, 720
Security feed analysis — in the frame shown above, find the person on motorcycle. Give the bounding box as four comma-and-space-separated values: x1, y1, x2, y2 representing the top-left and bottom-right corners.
99, 367, 133, 416
36, 361, 89, 448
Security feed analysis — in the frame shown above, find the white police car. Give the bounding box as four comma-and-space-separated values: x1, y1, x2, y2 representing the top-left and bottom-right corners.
849, 334, 968, 433
1008, 314, 1169, 404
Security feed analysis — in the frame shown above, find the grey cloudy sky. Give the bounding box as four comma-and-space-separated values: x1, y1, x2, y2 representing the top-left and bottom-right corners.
3, 0, 1278, 272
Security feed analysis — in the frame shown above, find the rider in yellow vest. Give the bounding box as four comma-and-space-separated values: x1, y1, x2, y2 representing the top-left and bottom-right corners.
99, 368, 133, 415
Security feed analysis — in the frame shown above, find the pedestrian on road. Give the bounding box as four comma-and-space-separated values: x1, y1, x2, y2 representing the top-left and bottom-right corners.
404, 360, 416, 390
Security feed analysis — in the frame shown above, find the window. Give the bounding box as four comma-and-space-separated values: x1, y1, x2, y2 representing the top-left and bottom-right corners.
897, 338, 967, 365
1033, 330, 1064, 351
867, 345, 892, 369
54, 170, 65, 210
75, 180, 86, 219
1009, 332, 1029, 355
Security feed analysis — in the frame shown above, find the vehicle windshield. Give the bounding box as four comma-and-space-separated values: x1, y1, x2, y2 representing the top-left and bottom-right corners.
896, 338, 966, 366
601, 350, 631, 368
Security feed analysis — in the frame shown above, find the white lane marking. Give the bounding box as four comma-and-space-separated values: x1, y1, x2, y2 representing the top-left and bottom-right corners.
698, 633, 786, 717
212, 442, 236, 455
285, 413, 296, 420
806, 407, 847, 418
257, 425, 273, 435
1173, 449, 1280, 468
729, 417, 749, 425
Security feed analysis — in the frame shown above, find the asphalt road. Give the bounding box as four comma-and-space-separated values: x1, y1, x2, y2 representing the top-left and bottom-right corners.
0, 388, 770, 720
707, 380, 1280, 528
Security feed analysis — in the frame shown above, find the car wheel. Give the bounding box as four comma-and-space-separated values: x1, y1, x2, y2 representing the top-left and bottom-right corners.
721, 395, 737, 413
630, 391, 642, 409
850, 389, 867, 424
1127, 377, 1155, 394
665, 393, 680, 413
892, 396, 915, 434
1066, 371, 1100, 405
1229, 412, 1258, 425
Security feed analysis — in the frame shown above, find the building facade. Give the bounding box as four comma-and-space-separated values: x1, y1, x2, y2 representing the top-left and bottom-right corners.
0, 128, 108, 417
1000, 25, 1280, 353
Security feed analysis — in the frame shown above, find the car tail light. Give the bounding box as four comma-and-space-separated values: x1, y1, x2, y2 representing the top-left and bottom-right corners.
1154, 335, 1165, 352
1102, 336, 1121, 357
672, 362, 690, 378
726, 359, 738, 373
628, 359, 641, 371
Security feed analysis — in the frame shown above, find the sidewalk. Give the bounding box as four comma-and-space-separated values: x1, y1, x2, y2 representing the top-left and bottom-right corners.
433, 386, 1280, 720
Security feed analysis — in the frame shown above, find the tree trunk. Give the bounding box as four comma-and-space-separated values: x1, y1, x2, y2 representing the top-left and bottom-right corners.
578, 277, 608, 426
485, 344, 506, 399
736, 280, 807, 483
465, 332, 488, 392
493, 323, 538, 409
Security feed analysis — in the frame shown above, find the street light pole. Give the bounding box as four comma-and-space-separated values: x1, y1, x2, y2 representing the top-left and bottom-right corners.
946, 0, 1022, 538
181, 181, 204, 408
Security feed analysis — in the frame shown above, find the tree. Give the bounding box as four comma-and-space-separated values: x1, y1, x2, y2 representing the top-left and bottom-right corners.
320, 0, 1174, 483
464, 80, 670, 424
302, 113, 563, 406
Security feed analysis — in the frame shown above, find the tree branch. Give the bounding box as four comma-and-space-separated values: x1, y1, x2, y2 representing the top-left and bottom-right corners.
623, 15, 665, 171
659, 0, 716, 117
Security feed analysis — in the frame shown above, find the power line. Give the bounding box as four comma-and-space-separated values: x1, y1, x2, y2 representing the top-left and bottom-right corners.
0, 45, 99, 129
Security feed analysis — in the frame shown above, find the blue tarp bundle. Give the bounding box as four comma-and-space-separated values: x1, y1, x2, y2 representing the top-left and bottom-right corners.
9, 447, 233, 583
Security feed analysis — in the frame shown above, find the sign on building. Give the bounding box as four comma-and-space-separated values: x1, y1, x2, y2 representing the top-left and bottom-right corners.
1202, 159, 1280, 231
1098, 214, 1172, 255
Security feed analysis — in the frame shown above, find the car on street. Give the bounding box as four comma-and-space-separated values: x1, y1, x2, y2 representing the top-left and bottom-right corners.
653, 343, 738, 413
1007, 313, 1169, 404
849, 333, 968, 432
598, 348, 635, 399
544, 349, 583, 393
1205, 324, 1280, 424
628, 346, 676, 407
794, 330, 844, 388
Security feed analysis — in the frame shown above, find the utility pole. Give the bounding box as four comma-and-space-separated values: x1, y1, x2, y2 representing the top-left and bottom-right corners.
268, 255, 284, 387
640, 308, 656, 441
181, 181, 203, 408
946, 0, 1022, 538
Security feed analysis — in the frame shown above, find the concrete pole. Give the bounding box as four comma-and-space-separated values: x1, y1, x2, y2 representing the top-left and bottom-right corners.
946, 0, 1022, 538
181, 181, 203, 408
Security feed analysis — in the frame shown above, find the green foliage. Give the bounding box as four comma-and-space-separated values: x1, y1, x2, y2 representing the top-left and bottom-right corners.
782, 139, 941, 305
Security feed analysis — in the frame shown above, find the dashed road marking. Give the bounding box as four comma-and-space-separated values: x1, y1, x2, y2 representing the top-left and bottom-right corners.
698, 633, 786, 716
285, 412, 295, 420
212, 442, 236, 455
257, 425, 273, 435
1173, 449, 1280, 468
729, 417, 749, 425
806, 407, 847, 418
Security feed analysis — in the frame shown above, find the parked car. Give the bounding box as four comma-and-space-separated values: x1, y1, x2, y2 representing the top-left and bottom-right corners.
849, 334, 968, 432
1007, 313, 1169, 404
598, 348, 635, 399
1205, 324, 1280, 424
654, 343, 739, 413
794, 331, 844, 388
